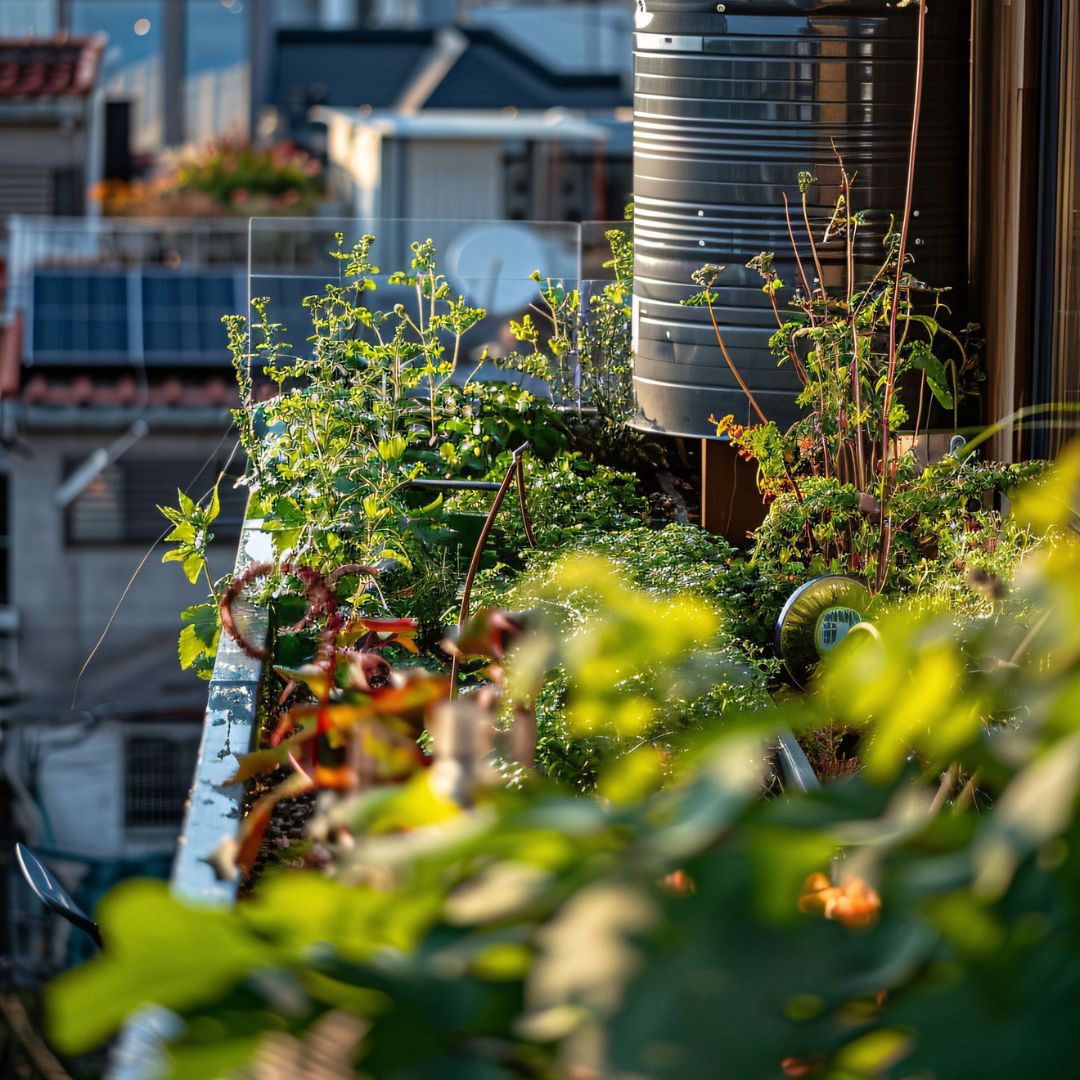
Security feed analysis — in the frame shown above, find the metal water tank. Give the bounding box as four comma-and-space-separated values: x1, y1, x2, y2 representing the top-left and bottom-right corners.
631, 0, 971, 438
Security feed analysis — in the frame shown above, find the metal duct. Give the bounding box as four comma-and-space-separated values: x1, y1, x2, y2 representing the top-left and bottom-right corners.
631, 0, 971, 438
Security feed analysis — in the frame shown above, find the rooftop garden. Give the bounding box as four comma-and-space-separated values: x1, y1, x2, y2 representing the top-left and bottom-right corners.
39, 184, 1079, 1075
29, 6, 1080, 1077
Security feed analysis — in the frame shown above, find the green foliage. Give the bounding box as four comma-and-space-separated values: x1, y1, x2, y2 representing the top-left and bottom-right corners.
473, 522, 793, 655
178, 602, 220, 680
159, 483, 221, 587
469, 527, 778, 788
447, 454, 647, 556
47, 452, 1080, 1080
230, 236, 565, 578
164, 235, 574, 646
175, 138, 324, 211
750, 457, 1051, 603
500, 212, 637, 462
690, 163, 985, 590
160, 483, 227, 679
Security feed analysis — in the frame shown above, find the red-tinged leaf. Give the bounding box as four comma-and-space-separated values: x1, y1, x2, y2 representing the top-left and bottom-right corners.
270, 710, 299, 747
359, 617, 419, 633
318, 703, 379, 733
274, 663, 332, 698
317, 705, 334, 735
367, 674, 451, 718
344, 652, 391, 692
224, 725, 317, 785
445, 608, 527, 660
314, 676, 450, 736
338, 616, 419, 648
323, 724, 427, 782
235, 770, 314, 876
313, 764, 359, 789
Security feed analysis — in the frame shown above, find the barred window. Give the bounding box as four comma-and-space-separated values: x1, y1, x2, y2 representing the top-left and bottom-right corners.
124, 735, 199, 830
66, 457, 246, 545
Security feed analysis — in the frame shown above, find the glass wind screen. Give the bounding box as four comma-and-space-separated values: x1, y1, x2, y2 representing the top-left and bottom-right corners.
248, 216, 581, 388
247, 217, 634, 414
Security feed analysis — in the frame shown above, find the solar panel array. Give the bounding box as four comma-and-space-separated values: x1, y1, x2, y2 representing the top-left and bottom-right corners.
29, 269, 247, 366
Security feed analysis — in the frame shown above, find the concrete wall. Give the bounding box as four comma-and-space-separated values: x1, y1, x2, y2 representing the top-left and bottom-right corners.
0, 120, 89, 173
7, 428, 239, 721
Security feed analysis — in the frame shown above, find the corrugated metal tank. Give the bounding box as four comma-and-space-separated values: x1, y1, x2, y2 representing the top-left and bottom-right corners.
631, 0, 971, 437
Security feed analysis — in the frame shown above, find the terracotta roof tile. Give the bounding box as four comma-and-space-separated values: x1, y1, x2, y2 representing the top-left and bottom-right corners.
15, 374, 244, 411
0, 34, 106, 100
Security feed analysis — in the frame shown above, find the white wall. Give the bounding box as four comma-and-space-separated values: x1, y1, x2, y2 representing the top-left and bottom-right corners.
8, 718, 199, 860
404, 139, 503, 220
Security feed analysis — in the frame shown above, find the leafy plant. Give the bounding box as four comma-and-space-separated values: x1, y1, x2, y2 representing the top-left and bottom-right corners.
160, 233, 571, 654
94, 139, 325, 217
749, 457, 1051, 607
468, 526, 777, 788
446, 454, 647, 556
688, 153, 986, 592
500, 211, 638, 463
47, 451, 1080, 1080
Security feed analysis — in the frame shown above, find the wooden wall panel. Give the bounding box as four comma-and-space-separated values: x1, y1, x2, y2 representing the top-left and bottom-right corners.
1049, 2, 1080, 454
971, 0, 1041, 460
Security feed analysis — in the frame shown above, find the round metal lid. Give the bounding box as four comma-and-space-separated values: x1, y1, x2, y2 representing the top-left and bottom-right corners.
774, 575, 873, 689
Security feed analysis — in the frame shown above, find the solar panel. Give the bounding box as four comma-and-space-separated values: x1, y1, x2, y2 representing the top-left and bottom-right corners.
28, 269, 244, 367
142, 271, 242, 363
31, 270, 129, 363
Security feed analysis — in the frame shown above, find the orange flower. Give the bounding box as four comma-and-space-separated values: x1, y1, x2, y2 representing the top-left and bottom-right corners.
781, 1057, 825, 1078
799, 872, 881, 929
660, 869, 696, 896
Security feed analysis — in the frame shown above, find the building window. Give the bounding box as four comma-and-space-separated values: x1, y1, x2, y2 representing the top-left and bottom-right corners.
66, 458, 246, 545
124, 735, 198, 830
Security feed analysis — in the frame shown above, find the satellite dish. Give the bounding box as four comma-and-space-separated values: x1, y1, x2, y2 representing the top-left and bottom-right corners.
774, 576, 872, 689
446, 224, 550, 318
15, 844, 103, 947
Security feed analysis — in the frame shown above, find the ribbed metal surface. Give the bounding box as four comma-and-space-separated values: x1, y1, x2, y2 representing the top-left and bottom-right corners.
631, 0, 971, 438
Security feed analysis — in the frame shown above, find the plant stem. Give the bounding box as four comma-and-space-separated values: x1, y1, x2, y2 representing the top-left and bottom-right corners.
802, 190, 827, 309
704, 292, 769, 425
203, 562, 219, 607
839, 153, 867, 492
782, 192, 817, 327
877, 0, 928, 591
450, 445, 531, 697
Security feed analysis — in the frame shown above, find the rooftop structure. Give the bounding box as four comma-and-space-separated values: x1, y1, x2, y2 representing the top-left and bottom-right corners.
0, 34, 106, 100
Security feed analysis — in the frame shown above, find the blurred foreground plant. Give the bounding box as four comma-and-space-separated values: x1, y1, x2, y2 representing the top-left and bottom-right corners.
47, 448, 1080, 1079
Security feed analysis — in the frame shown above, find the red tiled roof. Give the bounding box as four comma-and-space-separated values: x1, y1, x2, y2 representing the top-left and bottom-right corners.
18, 374, 242, 410
0, 34, 106, 100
